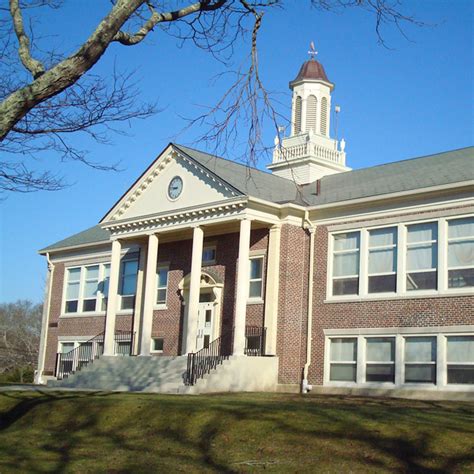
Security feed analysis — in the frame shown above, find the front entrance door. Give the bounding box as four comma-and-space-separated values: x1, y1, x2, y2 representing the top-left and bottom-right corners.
196, 302, 214, 351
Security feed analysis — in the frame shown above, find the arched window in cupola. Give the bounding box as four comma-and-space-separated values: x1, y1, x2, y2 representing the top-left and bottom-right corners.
294, 96, 302, 134
320, 97, 328, 136
305, 95, 317, 133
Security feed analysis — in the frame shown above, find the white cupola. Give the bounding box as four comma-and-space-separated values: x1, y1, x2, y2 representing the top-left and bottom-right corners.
268, 44, 350, 184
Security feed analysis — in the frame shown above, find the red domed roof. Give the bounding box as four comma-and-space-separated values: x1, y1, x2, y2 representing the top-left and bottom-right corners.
289, 59, 333, 89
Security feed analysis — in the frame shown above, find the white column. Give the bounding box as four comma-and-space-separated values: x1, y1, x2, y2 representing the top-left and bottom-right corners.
184, 226, 204, 354
132, 244, 147, 355
359, 229, 369, 297
103, 239, 122, 356
233, 218, 251, 355
139, 234, 159, 356
263, 224, 281, 355
438, 218, 448, 292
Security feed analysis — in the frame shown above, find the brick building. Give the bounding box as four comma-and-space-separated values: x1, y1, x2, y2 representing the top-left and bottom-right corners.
36, 56, 474, 395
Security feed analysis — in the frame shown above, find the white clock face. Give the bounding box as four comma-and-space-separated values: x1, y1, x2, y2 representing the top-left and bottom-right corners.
168, 176, 183, 200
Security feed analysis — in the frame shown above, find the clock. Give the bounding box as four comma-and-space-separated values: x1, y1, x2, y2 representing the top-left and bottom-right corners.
168, 176, 183, 200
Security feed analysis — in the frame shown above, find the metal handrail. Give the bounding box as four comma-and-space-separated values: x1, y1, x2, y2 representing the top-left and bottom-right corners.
55, 330, 136, 380
184, 328, 234, 386
244, 326, 266, 357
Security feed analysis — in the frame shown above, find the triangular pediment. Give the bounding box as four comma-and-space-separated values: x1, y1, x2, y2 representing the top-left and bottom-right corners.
101, 144, 242, 223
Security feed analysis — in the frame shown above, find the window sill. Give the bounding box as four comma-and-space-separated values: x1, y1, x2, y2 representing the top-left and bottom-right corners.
59, 309, 134, 318
202, 261, 216, 266
325, 289, 474, 304
325, 381, 474, 391
247, 298, 264, 305
154, 304, 168, 311
150, 350, 164, 354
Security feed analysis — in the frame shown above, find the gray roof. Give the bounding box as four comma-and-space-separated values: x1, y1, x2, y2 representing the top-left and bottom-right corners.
174, 144, 302, 203
40, 225, 110, 253
40, 145, 473, 253
303, 146, 474, 205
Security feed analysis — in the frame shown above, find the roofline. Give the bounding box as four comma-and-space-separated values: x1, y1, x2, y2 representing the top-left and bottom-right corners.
307, 179, 474, 211
38, 239, 112, 256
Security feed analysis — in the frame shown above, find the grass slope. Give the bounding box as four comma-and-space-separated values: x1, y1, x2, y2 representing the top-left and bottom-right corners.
0, 391, 473, 473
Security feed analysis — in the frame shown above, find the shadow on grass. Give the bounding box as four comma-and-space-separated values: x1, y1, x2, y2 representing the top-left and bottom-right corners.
0, 391, 473, 473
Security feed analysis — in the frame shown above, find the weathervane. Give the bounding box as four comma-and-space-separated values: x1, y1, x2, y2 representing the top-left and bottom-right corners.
308, 41, 318, 60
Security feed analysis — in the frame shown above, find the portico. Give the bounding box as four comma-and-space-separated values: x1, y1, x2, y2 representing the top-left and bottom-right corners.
100, 213, 281, 360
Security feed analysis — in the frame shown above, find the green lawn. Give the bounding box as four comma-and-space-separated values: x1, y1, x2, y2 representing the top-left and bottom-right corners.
0, 391, 473, 473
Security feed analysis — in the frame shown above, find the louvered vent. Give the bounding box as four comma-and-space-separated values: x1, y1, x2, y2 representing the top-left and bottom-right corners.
294, 96, 302, 134
320, 97, 328, 136
305, 95, 317, 133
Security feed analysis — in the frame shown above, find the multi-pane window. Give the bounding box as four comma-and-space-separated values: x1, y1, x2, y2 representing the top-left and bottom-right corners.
332, 232, 360, 296
249, 257, 264, 299
406, 222, 438, 291
156, 266, 169, 305
368, 227, 397, 293
64, 264, 108, 314
202, 246, 216, 265
447, 336, 474, 385
82, 265, 99, 312
329, 338, 357, 382
366, 337, 395, 383
120, 260, 138, 310
101, 264, 110, 311
65, 268, 81, 313
404, 337, 436, 384
448, 217, 474, 288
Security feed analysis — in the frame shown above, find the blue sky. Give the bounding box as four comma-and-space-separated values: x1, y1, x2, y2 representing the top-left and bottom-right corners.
1, 0, 473, 302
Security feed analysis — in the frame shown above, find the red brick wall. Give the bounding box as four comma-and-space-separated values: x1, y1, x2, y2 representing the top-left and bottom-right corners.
276, 224, 310, 385
309, 215, 474, 386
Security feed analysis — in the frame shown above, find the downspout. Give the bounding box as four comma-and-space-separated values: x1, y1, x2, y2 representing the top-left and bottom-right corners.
35, 252, 54, 384
302, 211, 315, 394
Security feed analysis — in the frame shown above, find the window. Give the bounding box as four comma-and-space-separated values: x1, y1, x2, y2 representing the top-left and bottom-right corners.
366, 337, 395, 383
306, 95, 317, 133
156, 266, 169, 305
406, 222, 438, 291
294, 96, 302, 134
447, 336, 474, 384
368, 227, 397, 293
249, 256, 264, 299
404, 337, 436, 384
64, 264, 109, 314
332, 232, 360, 296
101, 264, 110, 311
151, 337, 164, 353
82, 265, 100, 312
65, 268, 81, 313
448, 217, 474, 288
60, 342, 75, 374
329, 338, 357, 382
202, 246, 216, 264
120, 260, 138, 310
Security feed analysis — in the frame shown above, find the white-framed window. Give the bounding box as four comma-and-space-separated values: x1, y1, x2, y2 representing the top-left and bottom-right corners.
151, 337, 164, 353
64, 264, 109, 314
368, 227, 397, 293
447, 217, 474, 288
332, 232, 360, 296
404, 336, 436, 384
156, 265, 169, 306
202, 245, 216, 265
329, 337, 357, 382
365, 337, 395, 383
406, 222, 438, 291
119, 259, 138, 310
325, 330, 474, 389
328, 215, 474, 299
446, 336, 474, 385
249, 256, 264, 300
100, 264, 110, 311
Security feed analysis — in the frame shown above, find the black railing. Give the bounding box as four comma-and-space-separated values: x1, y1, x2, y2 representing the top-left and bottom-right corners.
185, 328, 234, 386
245, 326, 266, 356
55, 330, 136, 380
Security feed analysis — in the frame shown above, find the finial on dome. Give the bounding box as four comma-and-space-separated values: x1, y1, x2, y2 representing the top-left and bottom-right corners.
308, 41, 318, 60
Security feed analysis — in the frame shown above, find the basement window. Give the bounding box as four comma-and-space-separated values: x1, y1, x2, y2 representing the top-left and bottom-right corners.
151, 338, 164, 353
